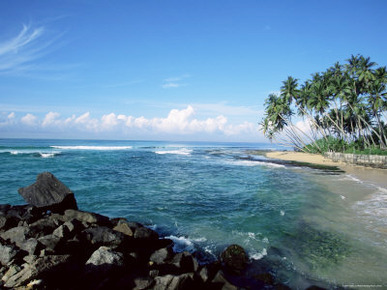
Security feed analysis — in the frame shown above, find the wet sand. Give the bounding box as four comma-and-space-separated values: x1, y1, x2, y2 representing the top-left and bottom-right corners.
265, 151, 387, 189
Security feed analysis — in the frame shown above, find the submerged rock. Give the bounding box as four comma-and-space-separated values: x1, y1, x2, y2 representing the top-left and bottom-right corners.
18, 172, 78, 213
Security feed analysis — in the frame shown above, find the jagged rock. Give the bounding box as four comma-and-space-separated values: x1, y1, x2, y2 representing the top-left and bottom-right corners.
86, 246, 125, 267
0, 204, 11, 215
4, 254, 72, 288
211, 270, 238, 290
0, 225, 30, 246
172, 251, 199, 273
20, 238, 41, 255
134, 226, 159, 240
133, 276, 155, 289
0, 215, 20, 231
154, 273, 195, 290
82, 226, 128, 249
52, 223, 71, 239
18, 172, 78, 213
6, 205, 42, 224
0, 242, 20, 265
1, 264, 22, 284
29, 217, 60, 238
113, 219, 138, 237
221, 244, 248, 274
23, 254, 38, 264
37, 234, 62, 253
150, 246, 173, 265
64, 209, 110, 226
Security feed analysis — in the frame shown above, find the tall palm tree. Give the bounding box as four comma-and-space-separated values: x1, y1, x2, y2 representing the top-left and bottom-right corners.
280, 76, 299, 104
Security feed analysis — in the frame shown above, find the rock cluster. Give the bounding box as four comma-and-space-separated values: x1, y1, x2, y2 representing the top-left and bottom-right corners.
0, 173, 287, 289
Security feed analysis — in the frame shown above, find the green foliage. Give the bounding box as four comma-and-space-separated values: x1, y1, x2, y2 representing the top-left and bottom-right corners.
261, 54, 387, 153
304, 137, 347, 154
303, 137, 387, 155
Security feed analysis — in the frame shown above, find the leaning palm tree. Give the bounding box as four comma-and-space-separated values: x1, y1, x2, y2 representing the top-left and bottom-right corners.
261, 55, 386, 153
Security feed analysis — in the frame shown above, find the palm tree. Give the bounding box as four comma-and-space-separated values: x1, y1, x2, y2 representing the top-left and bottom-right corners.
261, 55, 386, 153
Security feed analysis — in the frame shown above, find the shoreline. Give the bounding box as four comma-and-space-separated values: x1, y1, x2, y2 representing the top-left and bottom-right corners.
264, 151, 387, 189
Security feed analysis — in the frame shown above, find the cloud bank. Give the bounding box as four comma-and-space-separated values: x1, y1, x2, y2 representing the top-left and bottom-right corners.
0, 106, 261, 141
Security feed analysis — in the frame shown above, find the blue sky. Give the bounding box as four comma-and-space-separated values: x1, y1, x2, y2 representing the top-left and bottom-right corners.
1, 0, 386, 142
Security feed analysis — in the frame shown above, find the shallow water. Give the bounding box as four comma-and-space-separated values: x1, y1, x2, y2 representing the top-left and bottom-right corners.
0, 139, 386, 288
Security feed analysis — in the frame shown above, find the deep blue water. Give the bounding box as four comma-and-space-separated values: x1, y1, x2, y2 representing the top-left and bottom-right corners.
1, 139, 386, 288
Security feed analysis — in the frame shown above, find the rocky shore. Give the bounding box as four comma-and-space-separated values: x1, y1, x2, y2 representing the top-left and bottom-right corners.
0, 172, 291, 289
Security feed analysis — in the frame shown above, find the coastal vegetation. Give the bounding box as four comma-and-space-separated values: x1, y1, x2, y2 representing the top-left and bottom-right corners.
261, 55, 387, 154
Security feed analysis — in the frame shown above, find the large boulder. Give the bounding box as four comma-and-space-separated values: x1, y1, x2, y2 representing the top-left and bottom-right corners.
220, 244, 248, 274
18, 172, 78, 213
86, 246, 125, 267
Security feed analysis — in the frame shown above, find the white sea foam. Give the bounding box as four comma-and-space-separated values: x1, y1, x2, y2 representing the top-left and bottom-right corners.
40, 153, 57, 158
165, 235, 195, 252
250, 248, 267, 260
280, 210, 285, 216
155, 149, 192, 156
354, 186, 387, 232
6, 150, 60, 157
230, 160, 286, 168
345, 174, 363, 183
165, 235, 207, 252
51, 145, 132, 150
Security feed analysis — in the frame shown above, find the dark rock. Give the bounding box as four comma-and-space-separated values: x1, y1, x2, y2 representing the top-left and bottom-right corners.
82, 226, 128, 249
6, 205, 42, 224
0, 215, 19, 231
198, 262, 221, 284
306, 286, 327, 290
0, 225, 30, 246
134, 226, 159, 240
29, 217, 60, 238
171, 251, 199, 273
2, 264, 22, 285
20, 238, 41, 255
254, 272, 275, 285
150, 246, 173, 265
211, 270, 238, 290
221, 244, 248, 274
0, 242, 20, 265
37, 234, 62, 253
113, 219, 137, 237
0, 204, 11, 215
86, 246, 125, 267
133, 276, 155, 289
64, 209, 110, 226
18, 172, 78, 213
3, 254, 72, 288
52, 223, 71, 239
154, 273, 195, 290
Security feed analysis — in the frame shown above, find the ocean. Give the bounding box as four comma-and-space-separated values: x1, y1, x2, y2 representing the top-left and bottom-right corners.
0, 138, 386, 288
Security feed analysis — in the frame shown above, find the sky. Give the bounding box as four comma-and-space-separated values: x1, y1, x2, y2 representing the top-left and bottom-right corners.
1, 0, 386, 142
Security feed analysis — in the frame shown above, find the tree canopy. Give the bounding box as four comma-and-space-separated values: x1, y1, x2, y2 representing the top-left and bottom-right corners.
261, 55, 387, 153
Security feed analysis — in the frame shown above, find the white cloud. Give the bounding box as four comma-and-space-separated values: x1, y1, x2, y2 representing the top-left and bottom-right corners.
162, 74, 190, 89
0, 25, 46, 73
161, 82, 183, 89
0, 23, 72, 79
21, 113, 37, 126
0, 106, 263, 141
42, 111, 60, 127
0, 112, 17, 127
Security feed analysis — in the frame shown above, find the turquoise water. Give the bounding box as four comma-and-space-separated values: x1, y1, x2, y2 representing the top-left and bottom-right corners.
0, 139, 386, 288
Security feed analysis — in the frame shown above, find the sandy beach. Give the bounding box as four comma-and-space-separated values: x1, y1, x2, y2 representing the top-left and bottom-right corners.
265, 151, 387, 189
